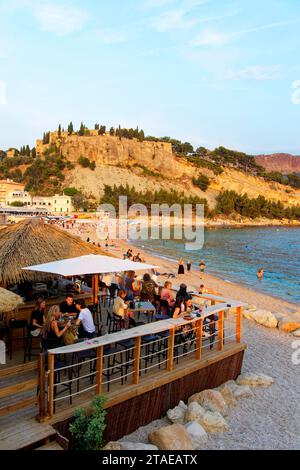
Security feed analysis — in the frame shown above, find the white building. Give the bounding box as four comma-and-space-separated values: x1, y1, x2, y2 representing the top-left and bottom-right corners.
6, 191, 73, 214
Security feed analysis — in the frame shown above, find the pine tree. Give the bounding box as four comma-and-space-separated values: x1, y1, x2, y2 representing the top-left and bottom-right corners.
25, 145, 31, 156
31, 147, 36, 158
58, 124, 61, 136
138, 129, 145, 142
94, 123, 100, 130
68, 122, 74, 135
109, 127, 115, 136
79, 122, 85, 136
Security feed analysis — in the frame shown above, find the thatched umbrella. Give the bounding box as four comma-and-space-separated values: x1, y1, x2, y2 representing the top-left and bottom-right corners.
0, 218, 107, 286
0, 287, 23, 313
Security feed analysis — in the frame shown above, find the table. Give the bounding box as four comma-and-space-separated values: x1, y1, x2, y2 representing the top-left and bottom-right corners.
130, 301, 156, 323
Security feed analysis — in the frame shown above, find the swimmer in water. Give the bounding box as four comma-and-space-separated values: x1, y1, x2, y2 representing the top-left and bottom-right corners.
257, 268, 264, 279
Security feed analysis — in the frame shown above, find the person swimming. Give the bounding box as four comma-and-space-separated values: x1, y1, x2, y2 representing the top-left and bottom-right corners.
257, 268, 264, 279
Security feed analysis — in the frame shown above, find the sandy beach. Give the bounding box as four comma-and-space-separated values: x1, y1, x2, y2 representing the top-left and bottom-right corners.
64, 221, 300, 450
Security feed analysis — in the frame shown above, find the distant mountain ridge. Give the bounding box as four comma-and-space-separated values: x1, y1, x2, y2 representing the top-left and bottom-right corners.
255, 154, 300, 174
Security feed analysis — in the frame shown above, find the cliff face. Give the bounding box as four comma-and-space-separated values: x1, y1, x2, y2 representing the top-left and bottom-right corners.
36, 133, 300, 209
255, 154, 300, 173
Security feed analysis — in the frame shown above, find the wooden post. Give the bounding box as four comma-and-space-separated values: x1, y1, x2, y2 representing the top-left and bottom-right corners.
196, 318, 203, 360
218, 311, 224, 352
48, 353, 54, 418
96, 346, 104, 395
93, 274, 99, 306
38, 353, 47, 421
167, 328, 175, 371
133, 336, 141, 385
236, 306, 242, 343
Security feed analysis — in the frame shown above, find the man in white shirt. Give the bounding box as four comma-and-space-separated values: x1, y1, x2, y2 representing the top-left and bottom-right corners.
75, 300, 96, 339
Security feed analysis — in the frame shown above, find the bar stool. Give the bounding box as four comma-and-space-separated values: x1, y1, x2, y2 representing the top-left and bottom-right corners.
24, 325, 43, 363
8, 318, 28, 360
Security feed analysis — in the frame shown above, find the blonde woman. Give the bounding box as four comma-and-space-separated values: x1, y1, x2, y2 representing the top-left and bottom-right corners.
178, 258, 185, 276
45, 305, 71, 344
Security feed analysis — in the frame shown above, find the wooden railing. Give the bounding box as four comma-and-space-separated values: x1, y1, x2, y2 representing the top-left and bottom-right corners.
45, 301, 244, 419
0, 356, 47, 420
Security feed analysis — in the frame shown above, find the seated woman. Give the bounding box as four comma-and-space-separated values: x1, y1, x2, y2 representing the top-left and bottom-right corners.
75, 300, 96, 339
176, 284, 192, 303
112, 290, 136, 328
132, 275, 142, 297
44, 305, 71, 348
140, 273, 159, 304
172, 298, 195, 344
30, 297, 46, 337
161, 281, 175, 307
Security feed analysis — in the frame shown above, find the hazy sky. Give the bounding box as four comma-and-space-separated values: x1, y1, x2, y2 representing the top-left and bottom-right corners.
1, 0, 300, 154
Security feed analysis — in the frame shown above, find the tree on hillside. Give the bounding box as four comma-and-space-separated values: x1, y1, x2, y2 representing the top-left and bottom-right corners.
99, 125, 106, 135
25, 145, 31, 156
31, 147, 36, 158
78, 122, 85, 136
94, 123, 100, 130
192, 174, 210, 192
109, 127, 115, 136
58, 124, 61, 136
68, 122, 74, 135
63, 187, 80, 196
195, 146, 209, 158
138, 129, 145, 142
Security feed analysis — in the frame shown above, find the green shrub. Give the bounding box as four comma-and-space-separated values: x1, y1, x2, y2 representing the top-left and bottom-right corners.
192, 174, 210, 191
69, 395, 107, 450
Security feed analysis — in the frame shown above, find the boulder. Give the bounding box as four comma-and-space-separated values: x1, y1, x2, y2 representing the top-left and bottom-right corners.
167, 401, 188, 424
278, 313, 300, 333
242, 309, 256, 321
184, 421, 208, 449
188, 389, 228, 417
293, 329, 300, 337
185, 402, 229, 433
103, 441, 123, 450
215, 383, 237, 407
236, 372, 274, 388
121, 442, 158, 451
232, 385, 254, 399
251, 310, 278, 329
148, 424, 194, 450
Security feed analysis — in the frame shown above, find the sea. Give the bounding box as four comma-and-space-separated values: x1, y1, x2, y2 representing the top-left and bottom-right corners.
133, 227, 300, 305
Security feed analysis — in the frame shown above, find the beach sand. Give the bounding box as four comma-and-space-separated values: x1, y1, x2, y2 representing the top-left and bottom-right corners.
65, 223, 300, 449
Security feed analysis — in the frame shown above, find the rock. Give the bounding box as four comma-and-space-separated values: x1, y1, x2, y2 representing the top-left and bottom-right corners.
278, 313, 300, 333
121, 442, 158, 451
188, 389, 229, 417
293, 329, 300, 337
185, 402, 229, 433
236, 372, 274, 388
184, 421, 208, 449
167, 401, 188, 424
233, 385, 254, 399
215, 383, 237, 407
242, 310, 256, 321
103, 441, 123, 450
252, 310, 278, 328
148, 424, 194, 450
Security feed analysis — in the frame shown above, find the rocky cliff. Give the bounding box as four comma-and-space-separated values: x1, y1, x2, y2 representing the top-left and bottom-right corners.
255, 154, 300, 173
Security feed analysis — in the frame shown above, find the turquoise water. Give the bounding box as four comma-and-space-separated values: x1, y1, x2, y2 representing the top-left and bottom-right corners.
133, 227, 300, 305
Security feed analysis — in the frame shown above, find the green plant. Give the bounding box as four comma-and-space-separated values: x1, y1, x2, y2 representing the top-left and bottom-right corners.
69, 395, 107, 450
192, 174, 210, 191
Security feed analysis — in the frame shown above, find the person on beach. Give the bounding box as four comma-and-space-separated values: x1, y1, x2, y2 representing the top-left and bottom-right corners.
187, 260, 192, 272
199, 260, 206, 273
257, 268, 264, 279
199, 284, 221, 296
178, 258, 185, 275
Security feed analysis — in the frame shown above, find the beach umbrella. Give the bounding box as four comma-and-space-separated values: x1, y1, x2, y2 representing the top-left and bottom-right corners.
0, 287, 23, 313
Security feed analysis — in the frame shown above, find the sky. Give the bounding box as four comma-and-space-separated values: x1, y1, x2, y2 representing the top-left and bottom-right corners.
1, 0, 300, 154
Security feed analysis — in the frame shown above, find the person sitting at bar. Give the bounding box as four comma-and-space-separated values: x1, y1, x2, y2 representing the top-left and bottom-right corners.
140, 273, 158, 304
30, 297, 46, 337
44, 305, 71, 347
60, 294, 78, 317
176, 284, 192, 302
112, 290, 136, 328
172, 298, 193, 319
75, 300, 95, 339
160, 281, 175, 307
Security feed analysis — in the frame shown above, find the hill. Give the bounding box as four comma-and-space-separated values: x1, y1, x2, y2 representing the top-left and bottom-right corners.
255, 153, 300, 173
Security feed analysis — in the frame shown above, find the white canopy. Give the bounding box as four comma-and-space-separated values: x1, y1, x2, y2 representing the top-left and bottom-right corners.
22, 254, 158, 277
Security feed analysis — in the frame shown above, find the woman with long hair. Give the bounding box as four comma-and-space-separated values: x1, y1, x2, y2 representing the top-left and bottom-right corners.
44, 305, 71, 345
178, 258, 185, 276
30, 297, 46, 337
140, 273, 158, 303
